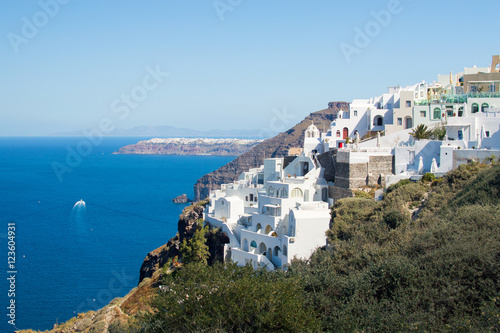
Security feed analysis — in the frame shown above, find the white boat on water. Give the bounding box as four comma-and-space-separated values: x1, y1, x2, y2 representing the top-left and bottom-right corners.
74, 199, 86, 208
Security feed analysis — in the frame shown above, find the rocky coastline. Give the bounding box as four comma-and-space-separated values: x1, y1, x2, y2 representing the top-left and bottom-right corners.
113, 137, 262, 156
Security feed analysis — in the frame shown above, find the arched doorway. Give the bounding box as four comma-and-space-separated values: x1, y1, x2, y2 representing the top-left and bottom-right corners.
265, 225, 272, 234
472, 103, 479, 113
343, 127, 348, 139
258, 242, 267, 255
404, 117, 412, 129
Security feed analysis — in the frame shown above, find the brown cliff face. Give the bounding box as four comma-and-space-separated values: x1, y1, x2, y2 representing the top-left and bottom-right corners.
138, 204, 204, 283
138, 202, 229, 284
193, 102, 350, 200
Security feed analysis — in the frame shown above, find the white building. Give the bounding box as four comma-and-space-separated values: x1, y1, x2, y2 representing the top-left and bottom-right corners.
322, 82, 428, 150
205, 55, 500, 269
205, 127, 331, 270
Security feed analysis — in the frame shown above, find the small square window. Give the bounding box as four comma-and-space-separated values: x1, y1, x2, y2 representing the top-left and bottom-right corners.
406, 101, 411, 107
397, 118, 402, 125
420, 111, 426, 117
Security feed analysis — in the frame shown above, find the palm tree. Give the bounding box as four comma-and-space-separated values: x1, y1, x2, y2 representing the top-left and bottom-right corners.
410, 124, 433, 140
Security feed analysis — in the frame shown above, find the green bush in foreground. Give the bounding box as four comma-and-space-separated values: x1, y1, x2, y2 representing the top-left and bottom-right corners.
139, 262, 320, 333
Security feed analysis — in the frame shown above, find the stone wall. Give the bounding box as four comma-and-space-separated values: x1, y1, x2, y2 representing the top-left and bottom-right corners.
329, 185, 353, 203
317, 149, 337, 182
367, 155, 394, 187
333, 152, 394, 190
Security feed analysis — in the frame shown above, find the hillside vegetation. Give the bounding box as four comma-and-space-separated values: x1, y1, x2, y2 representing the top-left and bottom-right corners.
26, 162, 500, 332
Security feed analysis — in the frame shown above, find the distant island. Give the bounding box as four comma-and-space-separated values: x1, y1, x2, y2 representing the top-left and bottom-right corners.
114, 137, 264, 156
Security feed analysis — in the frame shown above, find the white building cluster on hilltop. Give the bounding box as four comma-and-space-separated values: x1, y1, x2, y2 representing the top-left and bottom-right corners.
147, 138, 263, 145
204, 55, 500, 271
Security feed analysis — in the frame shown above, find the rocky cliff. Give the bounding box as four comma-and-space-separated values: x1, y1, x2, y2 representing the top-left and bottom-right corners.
193, 102, 349, 200
114, 138, 262, 156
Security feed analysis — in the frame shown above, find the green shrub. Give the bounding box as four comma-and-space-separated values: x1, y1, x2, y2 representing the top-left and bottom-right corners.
386, 178, 411, 194
141, 263, 320, 332
383, 210, 408, 229
354, 190, 372, 199
421, 172, 436, 182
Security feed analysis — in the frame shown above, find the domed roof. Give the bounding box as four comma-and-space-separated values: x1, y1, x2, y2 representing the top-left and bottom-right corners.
306, 122, 319, 132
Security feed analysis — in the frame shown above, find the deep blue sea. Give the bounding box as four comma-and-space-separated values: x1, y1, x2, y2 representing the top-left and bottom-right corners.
0, 137, 233, 332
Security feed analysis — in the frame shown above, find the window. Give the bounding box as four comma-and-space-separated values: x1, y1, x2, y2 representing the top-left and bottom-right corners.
486, 131, 490, 138
406, 101, 411, 107
472, 103, 479, 113
433, 107, 441, 119
481, 103, 489, 112
458, 130, 463, 140
458, 107, 464, 117
397, 118, 402, 126
336, 130, 340, 138
291, 188, 303, 198
322, 187, 328, 202
267, 187, 274, 197
354, 110, 358, 116
420, 110, 426, 117
409, 151, 415, 165
447, 110, 453, 117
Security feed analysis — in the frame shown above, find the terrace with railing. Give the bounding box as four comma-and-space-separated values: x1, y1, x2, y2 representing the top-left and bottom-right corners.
414, 92, 500, 106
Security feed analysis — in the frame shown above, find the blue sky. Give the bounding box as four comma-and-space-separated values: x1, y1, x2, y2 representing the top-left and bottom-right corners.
1, 0, 498, 136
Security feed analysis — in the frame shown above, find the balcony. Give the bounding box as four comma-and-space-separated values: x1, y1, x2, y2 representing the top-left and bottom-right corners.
414, 93, 500, 106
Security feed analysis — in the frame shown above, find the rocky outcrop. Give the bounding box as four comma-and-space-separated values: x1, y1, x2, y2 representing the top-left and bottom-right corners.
172, 194, 191, 203
193, 102, 349, 200
139, 203, 204, 283
114, 138, 262, 156
138, 201, 229, 283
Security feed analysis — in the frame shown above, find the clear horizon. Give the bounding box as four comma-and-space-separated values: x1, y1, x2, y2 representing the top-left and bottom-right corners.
1, 0, 498, 136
